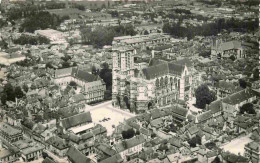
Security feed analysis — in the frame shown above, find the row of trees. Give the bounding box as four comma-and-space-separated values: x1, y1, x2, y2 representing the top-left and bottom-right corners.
163, 18, 258, 40
80, 24, 136, 48
13, 34, 50, 45
6, 2, 67, 20
1, 83, 25, 105
19, 11, 69, 33
197, 0, 222, 7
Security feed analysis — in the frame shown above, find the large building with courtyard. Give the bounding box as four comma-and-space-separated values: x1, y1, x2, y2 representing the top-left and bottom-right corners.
51, 67, 106, 103
112, 46, 197, 113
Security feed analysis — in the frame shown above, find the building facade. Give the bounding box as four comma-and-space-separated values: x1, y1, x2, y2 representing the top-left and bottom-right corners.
244, 141, 260, 163
52, 67, 106, 103
0, 123, 23, 143
112, 47, 195, 113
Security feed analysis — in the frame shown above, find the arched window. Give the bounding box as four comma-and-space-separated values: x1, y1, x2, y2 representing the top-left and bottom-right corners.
160, 78, 164, 87
165, 76, 168, 86
170, 77, 173, 85
155, 78, 159, 88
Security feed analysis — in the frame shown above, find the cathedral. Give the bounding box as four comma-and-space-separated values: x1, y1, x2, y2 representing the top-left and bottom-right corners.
112, 46, 196, 113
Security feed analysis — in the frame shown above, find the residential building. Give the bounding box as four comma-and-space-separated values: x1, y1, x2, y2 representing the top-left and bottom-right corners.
58, 112, 92, 134
20, 145, 44, 162
46, 136, 70, 157
244, 141, 260, 163
114, 135, 146, 161
0, 123, 23, 143
112, 33, 171, 48
52, 67, 106, 103
222, 88, 259, 118
211, 40, 245, 59
67, 146, 94, 163
0, 146, 19, 163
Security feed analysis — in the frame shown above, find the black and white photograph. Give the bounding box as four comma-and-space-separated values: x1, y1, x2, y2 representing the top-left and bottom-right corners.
0, 0, 259, 162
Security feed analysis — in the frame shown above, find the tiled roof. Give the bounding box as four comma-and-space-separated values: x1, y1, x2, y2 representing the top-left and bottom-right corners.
142, 58, 190, 80
222, 88, 259, 105
42, 157, 56, 163
68, 133, 80, 143
71, 94, 86, 103
197, 111, 212, 123
0, 123, 22, 136
150, 118, 164, 129
54, 67, 72, 77
72, 68, 99, 83
81, 132, 94, 140
169, 137, 183, 148
220, 40, 242, 51
245, 141, 260, 152
172, 58, 193, 67
142, 63, 169, 80
208, 100, 222, 114
67, 146, 93, 163
221, 151, 248, 163
140, 128, 150, 136
114, 135, 145, 153
61, 112, 92, 130
99, 154, 123, 163
128, 121, 140, 130
187, 125, 199, 135
151, 109, 163, 119
172, 106, 188, 117
92, 126, 107, 136
96, 144, 116, 156
46, 136, 69, 150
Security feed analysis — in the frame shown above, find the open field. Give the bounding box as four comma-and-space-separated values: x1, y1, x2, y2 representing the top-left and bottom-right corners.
220, 135, 253, 155
85, 101, 135, 136
47, 8, 112, 19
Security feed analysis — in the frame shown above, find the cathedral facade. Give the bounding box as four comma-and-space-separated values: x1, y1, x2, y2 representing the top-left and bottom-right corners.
112, 46, 194, 113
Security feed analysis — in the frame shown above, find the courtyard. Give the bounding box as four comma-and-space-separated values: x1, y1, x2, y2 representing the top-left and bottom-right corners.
220, 135, 253, 155
85, 101, 135, 136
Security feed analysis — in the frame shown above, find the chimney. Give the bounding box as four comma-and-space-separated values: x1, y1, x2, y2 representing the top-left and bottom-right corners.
151, 50, 155, 58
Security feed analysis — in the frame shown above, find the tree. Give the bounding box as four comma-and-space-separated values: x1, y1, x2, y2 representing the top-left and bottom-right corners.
229, 55, 236, 61
188, 135, 201, 148
91, 66, 99, 75
3, 83, 15, 102
1, 93, 7, 105
240, 103, 256, 114
69, 81, 77, 88
122, 128, 135, 139
144, 30, 149, 35
14, 86, 24, 99
62, 62, 70, 68
199, 50, 211, 58
239, 79, 247, 88
46, 62, 53, 69
253, 68, 259, 80
195, 84, 216, 109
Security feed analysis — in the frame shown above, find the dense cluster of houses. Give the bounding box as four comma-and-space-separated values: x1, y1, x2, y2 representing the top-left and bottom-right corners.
0, 0, 259, 163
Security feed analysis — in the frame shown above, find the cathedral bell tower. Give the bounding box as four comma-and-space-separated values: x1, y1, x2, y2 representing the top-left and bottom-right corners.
112, 46, 135, 109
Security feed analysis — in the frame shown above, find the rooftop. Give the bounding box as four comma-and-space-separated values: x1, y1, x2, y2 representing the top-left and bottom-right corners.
61, 112, 92, 130
0, 123, 22, 136
21, 145, 44, 155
